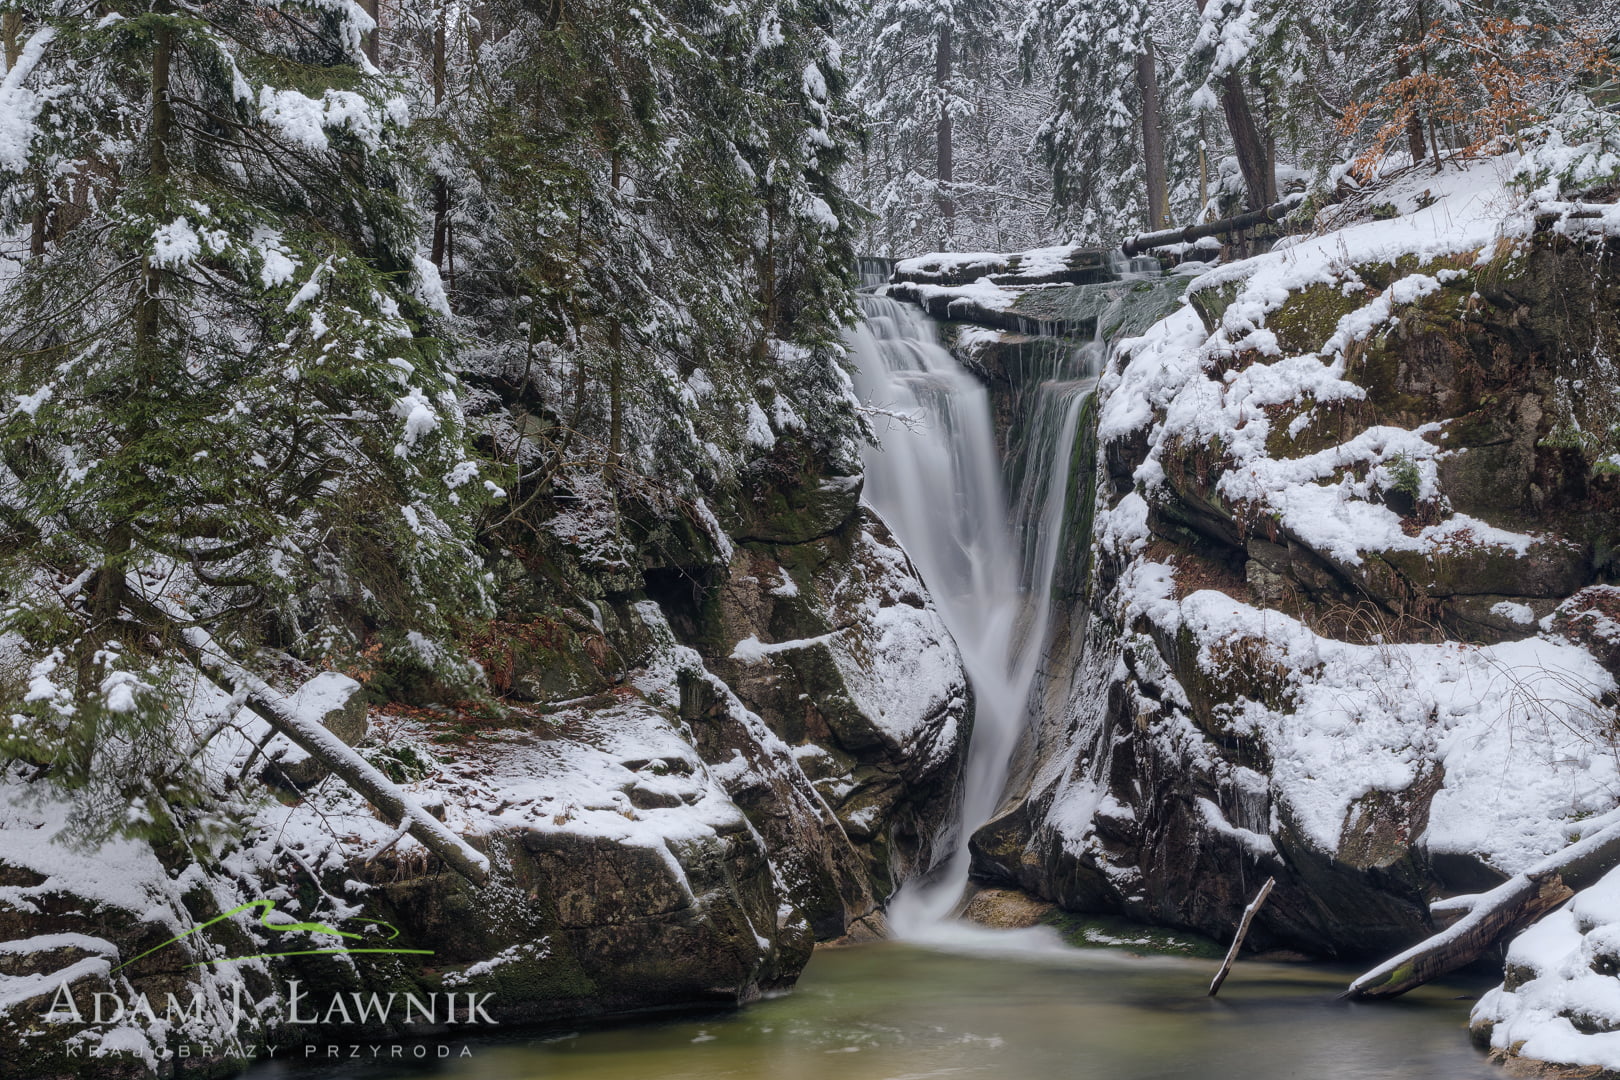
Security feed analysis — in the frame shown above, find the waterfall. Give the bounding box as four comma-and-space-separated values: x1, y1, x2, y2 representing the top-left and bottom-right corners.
845, 294, 1099, 932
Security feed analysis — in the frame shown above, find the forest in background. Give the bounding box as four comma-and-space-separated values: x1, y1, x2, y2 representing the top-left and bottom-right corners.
852, 0, 1620, 250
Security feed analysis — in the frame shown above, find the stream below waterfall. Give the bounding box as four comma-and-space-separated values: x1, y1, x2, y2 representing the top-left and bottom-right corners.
243, 945, 1499, 1080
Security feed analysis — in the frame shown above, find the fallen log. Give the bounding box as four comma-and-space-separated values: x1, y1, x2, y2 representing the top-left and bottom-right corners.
1209, 876, 1275, 997
226, 662, 493, 888
137, 598, 494, 888
1345, 819, 1620, 1000
1121, 195, 1304, 258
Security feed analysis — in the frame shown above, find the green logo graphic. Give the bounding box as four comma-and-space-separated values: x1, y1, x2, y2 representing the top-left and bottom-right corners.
112, 899, 433, 973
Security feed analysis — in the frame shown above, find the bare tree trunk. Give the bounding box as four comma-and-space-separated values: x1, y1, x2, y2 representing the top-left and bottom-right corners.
1193, 0, 1270, 211
607, 322, 623, 464
1260, 87, 1278, 204
1209, 877, 1275, 997
608, 150, 624, 465
1348, 820, 1620, 1000
141, 19, 174, 338
1137, 43, 1168, 231
1220, 73, 1271, 211
762, 193, 777, 344
0, 11, 37, 257
29, 177, 47, 256
1395, 55, 1427, 163
247, 682, 490, 886
1415, 0, 1441, 169
2, 13, 19, 69
359, 0, 381, 65
195, 648, 491, 886
935, 23, 955, 243
1121, 194, 1298, 256
1198, 116, 1209, 220
429, 1, 449, 271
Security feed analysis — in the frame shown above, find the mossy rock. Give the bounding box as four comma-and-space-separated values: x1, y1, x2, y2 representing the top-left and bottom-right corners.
734, 444, 863, 544
1042, 911, 1225, 958
1188, 277, 1246, 332
1381, 536, 1587, 599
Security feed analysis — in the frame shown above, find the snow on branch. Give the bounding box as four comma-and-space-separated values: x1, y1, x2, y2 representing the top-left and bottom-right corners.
174, 623, 490, 887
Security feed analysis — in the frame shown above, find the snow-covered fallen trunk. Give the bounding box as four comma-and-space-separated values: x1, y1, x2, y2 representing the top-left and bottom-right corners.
1346, 820, 1620, 999
176, 626, 491, 887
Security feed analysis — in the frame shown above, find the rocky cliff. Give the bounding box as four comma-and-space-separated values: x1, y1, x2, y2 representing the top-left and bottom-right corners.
962, 165, 1620, 961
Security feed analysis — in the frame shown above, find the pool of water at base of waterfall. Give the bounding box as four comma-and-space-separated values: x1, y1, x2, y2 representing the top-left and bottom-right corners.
239, 939, 1499, 1080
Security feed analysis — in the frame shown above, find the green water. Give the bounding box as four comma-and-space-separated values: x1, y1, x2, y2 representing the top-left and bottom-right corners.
244, 938, 1499, 1080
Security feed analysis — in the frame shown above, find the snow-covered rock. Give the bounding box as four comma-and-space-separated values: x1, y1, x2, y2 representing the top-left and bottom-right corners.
1473, 866, 1620, 1077
971, 159, 1620, 958
0, 448, 970, 1074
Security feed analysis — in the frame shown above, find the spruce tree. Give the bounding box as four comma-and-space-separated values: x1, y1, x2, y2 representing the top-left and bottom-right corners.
0, 0, 489, 839
419, 0, 864, 537
1020, 0, 1161, 238
850, 0, 1004, 250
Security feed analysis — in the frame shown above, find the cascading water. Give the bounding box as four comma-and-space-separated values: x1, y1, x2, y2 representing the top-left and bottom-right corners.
845, 294, 1100, 933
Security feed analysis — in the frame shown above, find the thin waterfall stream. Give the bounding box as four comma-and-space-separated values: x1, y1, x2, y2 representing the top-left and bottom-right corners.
845, 294, 1100, 933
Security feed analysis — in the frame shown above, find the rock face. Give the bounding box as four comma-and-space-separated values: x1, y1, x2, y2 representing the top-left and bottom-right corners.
697, 515, 970, 934
888, 273, 1190, 340
0, 439, 970, 1074
969, 224, 1620, 960
892, 244, 1112, 288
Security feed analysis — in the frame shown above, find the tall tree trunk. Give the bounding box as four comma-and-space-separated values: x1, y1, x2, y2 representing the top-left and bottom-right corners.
29, 177, 47, 256
1219, 72, 1271, 211
141, 20, 174, 351
1196, 0, 1271, 210
1415, 0, 1441, 170
608, 151, 623, 465
607, 321, 623, 465
1395, 54, 1427, 163
759, 188, 777, 358
1137, 42, 1168, 231
1198, 115, 1209, 220
359, 0, 381, 65
429, 1, 449, 271
1260, 87, 1278, 204
80, 11, 175, 744
12, 18, 51, 257
935, 23, 955, 242
2, 13, 19, 69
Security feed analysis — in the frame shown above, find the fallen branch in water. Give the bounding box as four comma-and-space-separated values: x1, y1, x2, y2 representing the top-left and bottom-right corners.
1209, 876, 1275, 997
1345, 819, 1620, 999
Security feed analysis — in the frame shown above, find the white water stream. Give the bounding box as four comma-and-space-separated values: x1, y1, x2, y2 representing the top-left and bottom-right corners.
846, 294, 1101, 933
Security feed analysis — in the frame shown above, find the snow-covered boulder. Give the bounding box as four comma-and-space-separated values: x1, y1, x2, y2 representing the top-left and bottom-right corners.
0, 692, 813, 1075
1473, 864, 1620, 1077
